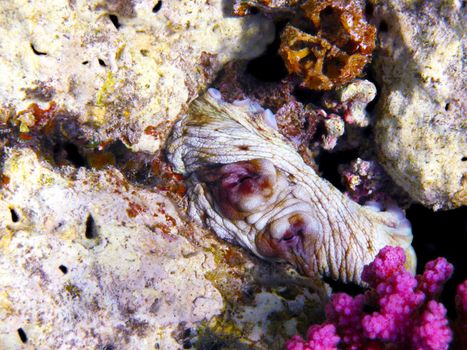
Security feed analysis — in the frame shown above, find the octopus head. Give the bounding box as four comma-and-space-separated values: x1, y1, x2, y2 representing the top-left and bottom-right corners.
166, 90, 416, 284
196, 159, 280, 220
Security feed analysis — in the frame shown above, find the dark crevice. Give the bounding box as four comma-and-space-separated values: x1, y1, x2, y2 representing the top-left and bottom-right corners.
59, 265, 68, 274
53, 142, 87, 168
323, 277, 363, 297
245, 21, 288, 82
98, 59, 107, 67
10, 208, 19, 223
316, 149, 360, 191
249, 7, 259, 15
85, 214, 98, 239
378, 20, 389, 32
152, 1, 162, 13
109, 14, 120, 29
408, 205, 467, 318
63, 142, 86, 167
82, 61, 89, 65
30, 43, 47, 56
293, 86, 323, 105
364, 68, 382, 115
365, 3, 374, 17
17, 328, 27, 343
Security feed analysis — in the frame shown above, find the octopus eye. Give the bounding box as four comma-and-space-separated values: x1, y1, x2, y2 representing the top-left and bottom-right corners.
255, 212, 319, 259
197, 159, 279, 220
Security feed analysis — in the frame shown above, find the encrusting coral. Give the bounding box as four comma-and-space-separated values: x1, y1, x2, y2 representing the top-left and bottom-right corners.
286, 246, 465, 350
279, 0, 375, 90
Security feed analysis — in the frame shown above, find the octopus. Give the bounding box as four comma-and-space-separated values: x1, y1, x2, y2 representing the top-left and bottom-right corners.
166, 89, 416, 284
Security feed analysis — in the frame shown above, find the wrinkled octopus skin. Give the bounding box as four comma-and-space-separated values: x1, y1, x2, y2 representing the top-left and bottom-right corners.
166, 89, 416, 284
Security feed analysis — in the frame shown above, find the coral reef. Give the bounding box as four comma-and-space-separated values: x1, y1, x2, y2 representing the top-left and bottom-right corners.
0, 0, 274, 153
166, 90, 415, 284
371, 0, 466, 209
0, 148, 323, 349
287, 246, 458, 350
0, 148, 223, 349
0, 0, 464, 348
279, 0, 375, 90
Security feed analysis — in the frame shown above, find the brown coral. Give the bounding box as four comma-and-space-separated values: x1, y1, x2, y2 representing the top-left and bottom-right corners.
279, 0, 375, 90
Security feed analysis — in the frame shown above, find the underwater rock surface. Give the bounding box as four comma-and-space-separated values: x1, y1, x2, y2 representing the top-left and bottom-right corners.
0, 148, 322, 349
0, 0, 274, 153
0, 148, 224, 349
372, 0, 466, 210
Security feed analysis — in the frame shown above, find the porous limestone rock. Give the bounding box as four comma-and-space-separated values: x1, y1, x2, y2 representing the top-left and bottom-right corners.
0, 148, 322, 349
0, 147, 224, 349
0, 0, 274, 153
371, 0, 466, 210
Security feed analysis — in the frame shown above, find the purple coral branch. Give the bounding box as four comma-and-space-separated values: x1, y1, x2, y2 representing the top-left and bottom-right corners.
286, 246, 465, 350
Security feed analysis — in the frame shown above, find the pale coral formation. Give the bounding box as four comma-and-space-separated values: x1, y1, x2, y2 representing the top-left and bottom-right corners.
0, 148, 224, 349
0, 0, 274, 153
372, 0, 466, 210
0, 148, 322, 349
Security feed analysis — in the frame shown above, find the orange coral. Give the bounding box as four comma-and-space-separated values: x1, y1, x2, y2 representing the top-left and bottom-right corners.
279, 0, 375, 90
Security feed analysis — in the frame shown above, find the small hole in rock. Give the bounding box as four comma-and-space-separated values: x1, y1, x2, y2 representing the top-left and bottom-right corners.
152, 1, 162, 13
246, 21, 288, 82
59, 265, 68, 274
323, 276, 363, 297
17, 328, 27, 343
445, 102, 450, 111
462, 157, 466, 162
293, 86, 323, 105
63, 142, 87, 167
321, 6, 334, 17
317, 149, 359, 191
109, 14, 120, 29
98, 59, 107, 67
102, 345, 115, 350
10, 208, 19, 223
250, 7, 259, 15
30, 43, 47, 56
365, 3, 374, 17
82, 61, 89, 65
85, 214, 98, 239
379, 20, 389, 32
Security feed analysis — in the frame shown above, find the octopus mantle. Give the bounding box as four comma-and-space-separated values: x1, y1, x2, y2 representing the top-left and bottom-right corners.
166, 90, 415, 284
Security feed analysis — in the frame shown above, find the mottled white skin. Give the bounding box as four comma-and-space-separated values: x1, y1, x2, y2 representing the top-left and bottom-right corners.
166, 91, 415, 284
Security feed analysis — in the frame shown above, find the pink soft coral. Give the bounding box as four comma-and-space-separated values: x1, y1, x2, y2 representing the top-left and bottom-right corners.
286, 246, 457, 350
286, 324, 340, 350
455, 280, 467, 349
411, 300, 452, 350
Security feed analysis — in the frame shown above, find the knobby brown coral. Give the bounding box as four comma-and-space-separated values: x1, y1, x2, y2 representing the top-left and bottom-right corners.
279, 0, 376, 90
